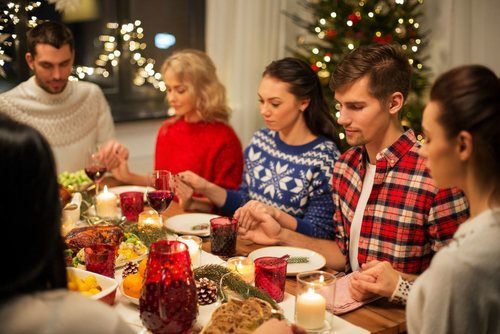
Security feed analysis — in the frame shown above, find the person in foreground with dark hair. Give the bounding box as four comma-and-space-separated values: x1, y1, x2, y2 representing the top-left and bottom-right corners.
237, 44, 469, 286
177, 57, 341, 239
349, 65, 500, 333
0, 21, 127, 173
0, 115, 134, 334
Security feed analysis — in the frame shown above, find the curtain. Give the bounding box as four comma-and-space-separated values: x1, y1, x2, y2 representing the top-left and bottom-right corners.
422, 0, 500, 78
206, 0, 288, 146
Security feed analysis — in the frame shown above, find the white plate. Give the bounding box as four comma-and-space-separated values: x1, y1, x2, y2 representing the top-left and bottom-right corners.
165, 213, 219, 236
67, 267, 118, 303
119, 279, 140, 305
108, 186, 154, 201
248, 246, 326, 275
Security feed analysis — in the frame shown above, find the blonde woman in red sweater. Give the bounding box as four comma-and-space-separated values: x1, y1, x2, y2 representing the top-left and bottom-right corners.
112, 49, 243, 192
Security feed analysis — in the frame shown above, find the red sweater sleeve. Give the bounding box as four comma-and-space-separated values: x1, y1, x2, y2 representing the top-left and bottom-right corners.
209, 128, 243, 190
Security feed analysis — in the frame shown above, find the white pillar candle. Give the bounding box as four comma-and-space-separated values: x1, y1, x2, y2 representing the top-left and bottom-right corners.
181, 238, 201, 268
95, 186, 118, 218
296, 289, 326, 329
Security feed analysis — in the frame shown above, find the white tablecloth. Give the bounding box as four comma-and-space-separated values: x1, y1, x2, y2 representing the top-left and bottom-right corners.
113, 251, 369, 334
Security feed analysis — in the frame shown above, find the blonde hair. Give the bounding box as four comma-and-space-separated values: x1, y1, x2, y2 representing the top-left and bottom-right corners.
161, 49, 231, 122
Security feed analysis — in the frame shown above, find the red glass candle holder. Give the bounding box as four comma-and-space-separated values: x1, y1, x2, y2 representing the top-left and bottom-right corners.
84, 244, 116, 278
254, 256, 288, 302
119, 191, 144, 221
210, 216, 238, 258
140, 240, 198, 334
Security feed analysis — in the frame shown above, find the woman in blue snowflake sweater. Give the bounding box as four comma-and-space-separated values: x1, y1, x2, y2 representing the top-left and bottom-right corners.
177, 57, 341, 239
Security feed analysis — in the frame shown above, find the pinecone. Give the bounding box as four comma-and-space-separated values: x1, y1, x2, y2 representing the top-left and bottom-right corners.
122, 261, 139, 278
196, 277, 218, 305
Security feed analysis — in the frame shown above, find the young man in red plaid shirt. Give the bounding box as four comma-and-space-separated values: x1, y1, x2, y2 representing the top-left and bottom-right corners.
236, 44, 469, 283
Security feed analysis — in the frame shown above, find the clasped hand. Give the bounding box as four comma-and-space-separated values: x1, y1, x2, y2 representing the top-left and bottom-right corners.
348, 260, 400, 301
235, 201, 282, 245
94, 139, 129, 170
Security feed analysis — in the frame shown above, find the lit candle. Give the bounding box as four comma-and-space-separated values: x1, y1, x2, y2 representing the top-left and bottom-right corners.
95, 186, 118, 218
227, 256, 255, 284
138, 210, 162, 235
177, 236, 202, 268
295, 288, 326, 329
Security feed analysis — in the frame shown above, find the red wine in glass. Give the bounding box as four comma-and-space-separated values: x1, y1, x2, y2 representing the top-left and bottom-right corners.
147, 190, 174, 213
84, 165, 107, 182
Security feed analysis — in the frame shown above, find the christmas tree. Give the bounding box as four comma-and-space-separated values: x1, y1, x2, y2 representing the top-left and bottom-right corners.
287, 0, 430, 144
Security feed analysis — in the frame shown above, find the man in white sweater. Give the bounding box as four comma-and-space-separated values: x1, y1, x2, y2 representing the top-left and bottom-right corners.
0, 21, 127, 173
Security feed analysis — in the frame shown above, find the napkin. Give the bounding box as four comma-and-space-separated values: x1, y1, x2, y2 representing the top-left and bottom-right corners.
333, 272, 381, 315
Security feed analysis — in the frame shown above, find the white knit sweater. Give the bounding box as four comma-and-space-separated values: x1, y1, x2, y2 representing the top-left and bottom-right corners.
0, 77, 115, 173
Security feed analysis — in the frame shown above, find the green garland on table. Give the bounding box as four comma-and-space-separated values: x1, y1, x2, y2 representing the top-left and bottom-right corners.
121, 223, 176, 247
194, 264, 281, 313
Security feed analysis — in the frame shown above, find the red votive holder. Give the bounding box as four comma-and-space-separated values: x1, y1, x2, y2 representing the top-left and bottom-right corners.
210, 216, 238, 259
254, 256, 288, 302
119, 191, 144, 221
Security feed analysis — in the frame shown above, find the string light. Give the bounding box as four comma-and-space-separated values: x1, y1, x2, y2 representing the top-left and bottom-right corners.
70, 20, 165, 91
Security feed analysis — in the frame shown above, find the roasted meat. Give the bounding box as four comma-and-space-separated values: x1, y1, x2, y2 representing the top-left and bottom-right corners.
65, 225, 124, 253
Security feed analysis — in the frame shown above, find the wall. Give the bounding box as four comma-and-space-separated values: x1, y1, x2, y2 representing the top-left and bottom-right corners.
114, 119, 164, 174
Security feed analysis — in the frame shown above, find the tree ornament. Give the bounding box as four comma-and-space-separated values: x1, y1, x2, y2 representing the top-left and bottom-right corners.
375, 1, 390, 16
347, 12, 361, 25
196, 277, 218, 305
395, 24, 407, 38
326, 29, 338, 39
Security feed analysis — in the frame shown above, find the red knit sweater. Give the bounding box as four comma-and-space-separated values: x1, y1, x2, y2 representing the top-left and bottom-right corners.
154, 117, 243, 190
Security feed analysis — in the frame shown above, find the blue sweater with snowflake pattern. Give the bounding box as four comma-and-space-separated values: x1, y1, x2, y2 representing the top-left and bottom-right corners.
222, 128, 340, 239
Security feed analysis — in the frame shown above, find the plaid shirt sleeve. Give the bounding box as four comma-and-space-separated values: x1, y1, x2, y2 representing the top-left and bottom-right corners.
427, 187, 469, 252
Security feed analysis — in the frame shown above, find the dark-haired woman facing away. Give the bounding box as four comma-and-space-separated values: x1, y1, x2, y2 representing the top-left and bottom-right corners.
0, 115, 134, 334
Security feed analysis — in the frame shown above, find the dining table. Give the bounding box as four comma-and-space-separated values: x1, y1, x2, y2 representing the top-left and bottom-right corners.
102, 178, 407, 334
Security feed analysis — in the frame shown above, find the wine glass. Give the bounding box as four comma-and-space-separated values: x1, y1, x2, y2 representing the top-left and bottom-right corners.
84, 147, 107, 195
146, 170, 175, 220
